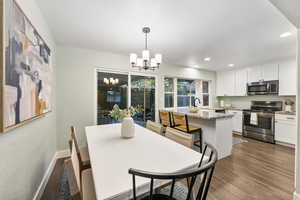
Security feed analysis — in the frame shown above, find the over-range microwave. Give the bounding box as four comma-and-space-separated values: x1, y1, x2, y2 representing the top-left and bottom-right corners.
247, 80, 279, 95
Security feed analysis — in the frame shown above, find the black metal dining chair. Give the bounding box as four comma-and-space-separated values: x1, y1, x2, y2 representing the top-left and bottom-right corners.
128, 143, 218, 200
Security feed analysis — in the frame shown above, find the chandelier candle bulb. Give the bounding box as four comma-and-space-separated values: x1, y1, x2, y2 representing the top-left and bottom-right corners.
137, 58, 143, 67
142, 50, 150, 61
155, 54, 162, 64
130, 53, 137, 65
151, 58, 156, 67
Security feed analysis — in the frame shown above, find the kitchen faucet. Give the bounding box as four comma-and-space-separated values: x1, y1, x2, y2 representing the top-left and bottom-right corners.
194, 97, 201, 107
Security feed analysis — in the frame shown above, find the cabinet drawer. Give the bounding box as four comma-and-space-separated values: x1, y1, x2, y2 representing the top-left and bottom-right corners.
275, 114, 296, 122
275, 121, 297, 145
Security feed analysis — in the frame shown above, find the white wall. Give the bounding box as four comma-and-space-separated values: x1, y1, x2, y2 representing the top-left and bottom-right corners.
0, 0, 57, 200
56, 46, 216, 150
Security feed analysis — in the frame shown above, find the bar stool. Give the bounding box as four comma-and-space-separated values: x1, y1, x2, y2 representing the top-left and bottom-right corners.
172, 112, 203, 152
159, 111, 173, 127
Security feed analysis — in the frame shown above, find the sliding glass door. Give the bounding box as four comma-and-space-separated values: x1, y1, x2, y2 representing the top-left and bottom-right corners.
97, 70, 156, 126
131, 75, 156, 126
97, 72, 128, 125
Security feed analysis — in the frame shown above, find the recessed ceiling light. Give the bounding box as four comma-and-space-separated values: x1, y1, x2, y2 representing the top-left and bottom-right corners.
193, 65, 200, 68
204, 57, 211, 61
228, 64, 235, 67
280, 32, 292, 38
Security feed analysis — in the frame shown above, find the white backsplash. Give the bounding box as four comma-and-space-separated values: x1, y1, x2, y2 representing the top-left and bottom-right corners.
217, 96, 296, 111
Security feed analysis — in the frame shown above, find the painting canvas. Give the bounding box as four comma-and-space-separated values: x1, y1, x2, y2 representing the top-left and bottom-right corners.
1, 0, 52, 131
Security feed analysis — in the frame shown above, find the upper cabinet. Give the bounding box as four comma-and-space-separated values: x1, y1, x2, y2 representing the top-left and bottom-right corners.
216, 59, 295, 97
247, 66, 263, 83
247, 64, 278, 83
217, 70, 235, 96
217, 69, 247, 97
279, 60, 297, 96
261, 63, 279, 81
234, 68, 248, 96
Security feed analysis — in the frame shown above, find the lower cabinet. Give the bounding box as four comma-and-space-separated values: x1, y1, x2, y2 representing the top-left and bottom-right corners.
227, 110, 243, 133
275, 114, 297, 145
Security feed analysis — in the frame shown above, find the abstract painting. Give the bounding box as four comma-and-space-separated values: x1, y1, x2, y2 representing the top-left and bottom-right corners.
1, 0, 52, 132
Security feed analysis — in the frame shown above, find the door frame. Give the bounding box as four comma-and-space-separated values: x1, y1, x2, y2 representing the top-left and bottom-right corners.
94, 68, 158, 125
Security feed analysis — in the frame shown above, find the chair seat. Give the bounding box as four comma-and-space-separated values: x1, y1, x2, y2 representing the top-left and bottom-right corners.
79, 146, 90, 167
82, 169, 97, 200
141, 194, 176, 200
175, 125, 201, 133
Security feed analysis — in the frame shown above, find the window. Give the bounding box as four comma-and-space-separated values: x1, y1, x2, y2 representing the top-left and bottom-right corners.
164, 78, 174, 108
177, 79, 195, 107
200, 81, 210, 106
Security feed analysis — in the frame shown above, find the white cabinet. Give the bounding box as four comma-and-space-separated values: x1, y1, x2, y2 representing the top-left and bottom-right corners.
275, 114, 297, 145
247, 64, 279, 83
234, 69, 248, 96
247, 66, 262, 83
228, 110, 243, 133
279, 60, 297, 96
261, 63, 279, 81
217, 70, 235, 96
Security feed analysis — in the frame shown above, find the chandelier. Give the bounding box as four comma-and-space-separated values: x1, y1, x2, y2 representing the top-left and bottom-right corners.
130, 27, 162, 71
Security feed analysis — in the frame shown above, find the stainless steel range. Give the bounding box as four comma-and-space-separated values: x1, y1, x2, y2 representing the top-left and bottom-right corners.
243, 101, 282, 143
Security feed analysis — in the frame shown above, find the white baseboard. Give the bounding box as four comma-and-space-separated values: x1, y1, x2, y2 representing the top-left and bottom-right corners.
294, 192, 300, 200
32, 153, 57, 200
32, 149, 70, 200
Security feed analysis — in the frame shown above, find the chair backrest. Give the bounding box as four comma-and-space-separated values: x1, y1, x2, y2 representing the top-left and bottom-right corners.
172, 112, 188, 127
165, 127, 194, 148
129, 143, 218, 200
146, 120, 163, 135
70, 126, 84, 169
65, 141, 82, 200
159, 111, 172, 126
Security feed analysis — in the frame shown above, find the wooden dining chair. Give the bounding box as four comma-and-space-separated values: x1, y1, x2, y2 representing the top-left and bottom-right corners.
146, 120, 165, 136
65, 141, 96, 200
129, 143, 218, 200
159, 111, 173, 127
172, 113, 203, 152
165, 127, 194, 148
69, 126, 91, 171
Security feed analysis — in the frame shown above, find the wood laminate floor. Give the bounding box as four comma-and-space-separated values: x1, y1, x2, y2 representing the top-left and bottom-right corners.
41, 136, 295, 200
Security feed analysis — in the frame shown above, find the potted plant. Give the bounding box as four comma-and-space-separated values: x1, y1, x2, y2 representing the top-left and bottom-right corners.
109, 104, 143, 138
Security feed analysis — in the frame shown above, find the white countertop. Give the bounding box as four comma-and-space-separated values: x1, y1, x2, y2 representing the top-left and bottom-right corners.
161, 108, 234, 120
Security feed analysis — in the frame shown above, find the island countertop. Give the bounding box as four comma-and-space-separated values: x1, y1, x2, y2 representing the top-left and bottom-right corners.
160, 108, 234, 120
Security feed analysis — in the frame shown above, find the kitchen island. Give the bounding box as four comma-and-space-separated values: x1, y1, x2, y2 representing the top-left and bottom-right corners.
162, 108, 234, 159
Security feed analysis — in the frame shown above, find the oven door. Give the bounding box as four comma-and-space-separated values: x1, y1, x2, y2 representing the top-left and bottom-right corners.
247, 83, 268, 95
243, 111, 275, 143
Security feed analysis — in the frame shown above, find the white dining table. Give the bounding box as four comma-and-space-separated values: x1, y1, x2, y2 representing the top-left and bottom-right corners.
85, 123, 205, 200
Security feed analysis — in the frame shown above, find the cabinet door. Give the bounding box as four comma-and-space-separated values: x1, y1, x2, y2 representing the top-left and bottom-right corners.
275, 120, 297, 145
234, 69, 248, 96
235, 111, 243, 133
228, 110, 243, 133
223, 70, 235, 96
247, 66, 262, 83
261, 63, 279, 81
216, 71, 225, 96
279, 60, 297, 96
217, 71, 235, 96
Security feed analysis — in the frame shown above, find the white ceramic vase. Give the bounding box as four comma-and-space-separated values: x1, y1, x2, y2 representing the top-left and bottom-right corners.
285, 105, 292, 112
121, 117, 135, 138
